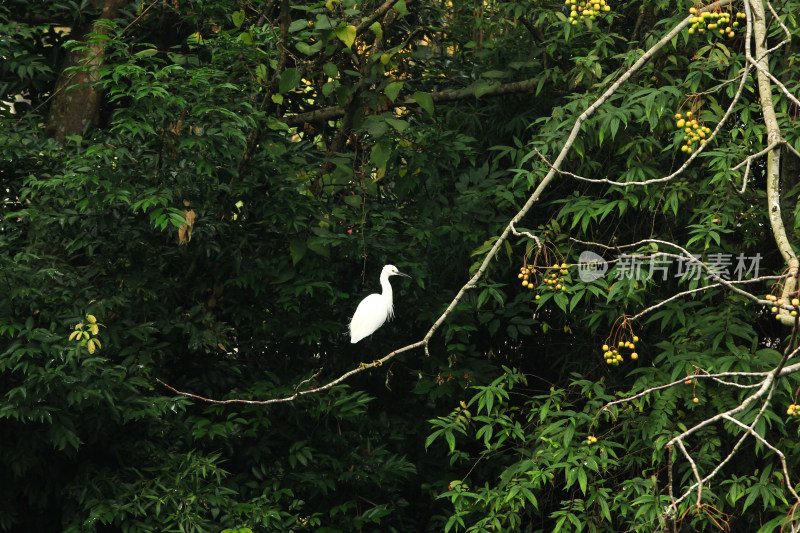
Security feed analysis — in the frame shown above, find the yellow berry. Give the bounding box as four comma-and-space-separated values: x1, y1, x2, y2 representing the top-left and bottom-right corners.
676, 119, 686, 128
631, 352, 638, 360
633, 336, 639, 342
693, 397, 699, 403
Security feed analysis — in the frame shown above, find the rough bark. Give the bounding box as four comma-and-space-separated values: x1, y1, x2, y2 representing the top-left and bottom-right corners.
45, 0, 128, 142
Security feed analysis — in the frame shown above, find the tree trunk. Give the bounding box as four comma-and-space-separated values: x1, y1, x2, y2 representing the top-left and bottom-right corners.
45, 0, 128, 142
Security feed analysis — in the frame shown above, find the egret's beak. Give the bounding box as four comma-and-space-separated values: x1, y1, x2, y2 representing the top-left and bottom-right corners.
396, 271, 412, 279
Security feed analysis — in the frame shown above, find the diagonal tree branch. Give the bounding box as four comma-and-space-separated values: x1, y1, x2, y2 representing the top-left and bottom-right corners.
158, 3, 730, 403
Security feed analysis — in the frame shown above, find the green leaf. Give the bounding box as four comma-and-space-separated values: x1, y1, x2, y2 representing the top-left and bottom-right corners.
296, 41, 323, 56
279, 68, 301, 93
307, 239, 330, 258
134, 48, 158, 58
335, 25, 357, 48
393, 0, 408, 15
364, 117, 388, 137
323, 62, 339, 78
472, 80, 497, 99
315, 14, 335, 30
371, 137, 392, 168
344, 195, 362, 209
385, 118, 408, 132
232, 9, 245, 28
445, 430, 456, 452
288, 19, 308, 33
322, 81, 338, 97
255, 64, 267, 83
369, 21, 383, 40
385, 81, 403, 102
289, 239, 307, 265
413, 91, 434, 116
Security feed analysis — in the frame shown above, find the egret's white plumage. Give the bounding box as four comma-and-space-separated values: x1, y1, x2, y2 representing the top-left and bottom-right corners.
349, 264, 411, 343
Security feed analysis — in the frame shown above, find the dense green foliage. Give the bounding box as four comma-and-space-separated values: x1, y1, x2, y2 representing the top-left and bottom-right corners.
2, 0, 800, 531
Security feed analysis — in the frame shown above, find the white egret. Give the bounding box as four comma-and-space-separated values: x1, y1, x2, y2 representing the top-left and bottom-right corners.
349, 264, 411, 343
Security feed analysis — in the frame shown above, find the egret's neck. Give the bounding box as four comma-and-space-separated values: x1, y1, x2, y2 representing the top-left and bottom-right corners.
380, 273, 395, 318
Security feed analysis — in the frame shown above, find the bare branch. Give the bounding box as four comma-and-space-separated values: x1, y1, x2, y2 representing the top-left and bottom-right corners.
510, 222, 542, 249
747, 0, 799, 325
602, 370, 768, 411
730, 140, 780, 193
535, 66, 749, 187
722, 414, 800, 502
572, 237, 782, 312
675, 439, 703, 506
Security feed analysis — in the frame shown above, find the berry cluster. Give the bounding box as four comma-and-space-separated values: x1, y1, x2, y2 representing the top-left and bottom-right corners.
518, 263, 570, 300
601, 335, 639, 366
687, 8, 745, 37
674, 111, 711, 154
586, 435, 598, 445
565, 0, 611, 25
787, 404, 800, 417
766, 294, 800, 319
518, 265, 536, 289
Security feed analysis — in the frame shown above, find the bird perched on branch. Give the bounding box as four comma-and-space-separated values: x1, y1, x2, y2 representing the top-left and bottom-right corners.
349, 264, 412, 343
